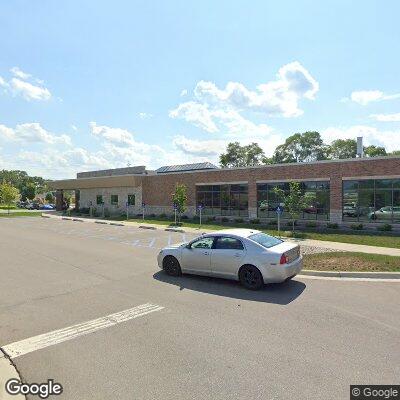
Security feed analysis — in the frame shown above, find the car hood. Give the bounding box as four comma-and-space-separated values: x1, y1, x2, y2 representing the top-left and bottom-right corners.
163, 242, 187, 250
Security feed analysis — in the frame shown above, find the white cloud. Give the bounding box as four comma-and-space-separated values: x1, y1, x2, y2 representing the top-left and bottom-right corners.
0, 67, 52, 101
190, 61, 318, 117
138, 112, 153, 119
10, 78, 51, 101
90, 122, 136, 146
10, 67, 31, 80
169, 101, 218, 133
0, 122, 71, 145
370, 113, 400, 122
180, 89, 188, 96
71, 125, 78, 131
172, 135, 226, 156
348, 90, 400, 105
321, 125, 400, 152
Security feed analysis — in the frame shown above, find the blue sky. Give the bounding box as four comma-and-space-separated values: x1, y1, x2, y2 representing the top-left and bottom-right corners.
0, 0, 399, 179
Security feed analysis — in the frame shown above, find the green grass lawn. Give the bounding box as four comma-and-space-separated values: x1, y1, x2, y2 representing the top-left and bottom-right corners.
0, 205, 17, 210
0, 211, 41, 218
303, 252, 400, 272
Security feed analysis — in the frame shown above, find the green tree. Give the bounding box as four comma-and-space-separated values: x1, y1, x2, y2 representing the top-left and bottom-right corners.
171, 184, 187, 222
273, 131, 328, 163
21, 182, 36, 201
0, 182, 20, 214
273, 182, 314, 233
220, 142, 265, 167
364, 145, 387, 157
45, 192, 55, 203
328, 139, 357, 159
389, 150, 400, 155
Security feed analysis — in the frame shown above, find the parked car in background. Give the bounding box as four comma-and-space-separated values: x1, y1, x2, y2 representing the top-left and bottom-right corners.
158, 229, 302, 290
369, 206, 400, 221
39, 204, 54, 210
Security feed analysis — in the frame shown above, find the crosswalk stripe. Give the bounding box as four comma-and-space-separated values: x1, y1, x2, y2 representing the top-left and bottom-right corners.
2, 303, 164, 359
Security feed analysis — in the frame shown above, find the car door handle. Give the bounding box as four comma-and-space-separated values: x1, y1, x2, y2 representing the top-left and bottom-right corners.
234, 253, 241, 257
203, 251, 209, 255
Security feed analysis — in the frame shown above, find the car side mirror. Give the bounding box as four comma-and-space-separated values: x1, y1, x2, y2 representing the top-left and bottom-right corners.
185, 243, 192, 249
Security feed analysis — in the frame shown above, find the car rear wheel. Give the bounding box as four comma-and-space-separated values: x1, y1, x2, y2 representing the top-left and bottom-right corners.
163, 256, 182, 276
239, 265, 264, 290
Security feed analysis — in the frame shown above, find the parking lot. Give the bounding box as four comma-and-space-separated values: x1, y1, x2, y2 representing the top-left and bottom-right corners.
0, 217, 399, 399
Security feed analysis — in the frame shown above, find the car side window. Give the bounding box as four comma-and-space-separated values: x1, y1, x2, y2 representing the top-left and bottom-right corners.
191, 237, 214, 249
214, 237, 244, 250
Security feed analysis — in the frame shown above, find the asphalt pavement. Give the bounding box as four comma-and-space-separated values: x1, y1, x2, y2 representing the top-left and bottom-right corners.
0, 217, 399, 400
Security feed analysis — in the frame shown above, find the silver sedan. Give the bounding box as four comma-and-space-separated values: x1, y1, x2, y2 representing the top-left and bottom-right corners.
157, 228, 302, 290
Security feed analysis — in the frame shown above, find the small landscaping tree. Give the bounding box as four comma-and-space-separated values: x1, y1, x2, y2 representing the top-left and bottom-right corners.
45, 192, 55, 203
0, 182, 20, 214
273, 181, 314, 233
171, 183, 187, 223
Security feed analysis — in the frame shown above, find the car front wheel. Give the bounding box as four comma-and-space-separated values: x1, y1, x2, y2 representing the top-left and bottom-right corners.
239, 265, 264, 290
162, 256, 182, 276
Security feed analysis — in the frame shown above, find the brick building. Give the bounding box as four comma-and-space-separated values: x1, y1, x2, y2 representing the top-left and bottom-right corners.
50, 156, 400, 226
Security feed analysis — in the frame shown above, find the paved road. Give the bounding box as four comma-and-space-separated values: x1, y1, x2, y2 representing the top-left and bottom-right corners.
0, 217, 399, 400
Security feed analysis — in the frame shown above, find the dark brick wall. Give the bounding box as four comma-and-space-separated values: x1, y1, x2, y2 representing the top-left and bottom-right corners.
142, 157, 400, 212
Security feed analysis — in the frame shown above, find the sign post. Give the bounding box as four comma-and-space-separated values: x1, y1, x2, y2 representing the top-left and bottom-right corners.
276, 205, 284, 237
126, 201, 129, 220
142, 202, 145, 221
198, 203, 203, 228
89, 201, 93, 218
173, 203, 178, 225
102, 201, 105, 219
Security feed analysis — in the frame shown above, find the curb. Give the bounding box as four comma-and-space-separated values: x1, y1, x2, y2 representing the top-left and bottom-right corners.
301, 269, 400, 279
164, 228, 185, 233
139, 225, 157, 230
0, 350, 25, 399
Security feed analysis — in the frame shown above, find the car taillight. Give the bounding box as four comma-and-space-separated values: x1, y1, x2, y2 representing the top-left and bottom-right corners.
280, 253, 289, 265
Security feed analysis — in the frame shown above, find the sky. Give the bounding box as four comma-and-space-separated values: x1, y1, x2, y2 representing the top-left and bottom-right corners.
0, 0, 399, 179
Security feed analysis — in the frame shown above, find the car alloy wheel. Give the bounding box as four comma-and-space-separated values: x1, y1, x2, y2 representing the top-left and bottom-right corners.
239, 265, 263, 290
163, 256, 182, 277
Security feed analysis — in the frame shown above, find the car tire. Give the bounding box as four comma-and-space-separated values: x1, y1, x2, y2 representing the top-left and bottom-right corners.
162, 256, 182, 277
239, 265, 264, 290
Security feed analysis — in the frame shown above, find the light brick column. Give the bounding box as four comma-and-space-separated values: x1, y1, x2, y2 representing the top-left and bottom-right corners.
55, 189, 64, 211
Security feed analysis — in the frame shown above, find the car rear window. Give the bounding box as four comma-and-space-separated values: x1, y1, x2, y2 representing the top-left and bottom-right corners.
249, 233, 283, 248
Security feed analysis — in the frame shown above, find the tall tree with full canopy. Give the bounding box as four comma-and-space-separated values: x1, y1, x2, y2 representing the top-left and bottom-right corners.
220, 142, 266, 167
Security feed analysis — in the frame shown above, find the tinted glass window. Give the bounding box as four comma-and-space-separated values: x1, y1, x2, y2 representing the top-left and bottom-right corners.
249, 233, 282, 248
111, 195, 118, 205
191, 237, 214, 249
96, 195, 103, 205
127, 194, 135, 206
214, 237, 244, 250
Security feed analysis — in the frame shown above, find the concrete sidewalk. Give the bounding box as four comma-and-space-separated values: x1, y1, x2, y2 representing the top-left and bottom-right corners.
44, 213, 400, 257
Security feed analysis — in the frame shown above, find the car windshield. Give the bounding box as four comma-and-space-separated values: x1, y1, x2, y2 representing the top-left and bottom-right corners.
249, 233, 283, 248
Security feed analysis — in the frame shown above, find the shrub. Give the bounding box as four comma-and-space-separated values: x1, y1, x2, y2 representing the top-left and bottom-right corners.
286, 220, 297, 227
79, 207, 90, 214
171, 222, 183, 227
284, 231, 306, 238
234, 218, 244, 223
268, 220, 278, 226
327, 222, 338, 229
159, 213, 167, 219
350, 223, 363, 230
250, 218, 260, 224
221, 217, 229, 222
192, 215, 200, 221
104, 208, 110, 218
148, 213, 156, 218
377, 223, 392, 232
207, 216, 216, 222
181, 215, 189, 220
305, 221, 317, 228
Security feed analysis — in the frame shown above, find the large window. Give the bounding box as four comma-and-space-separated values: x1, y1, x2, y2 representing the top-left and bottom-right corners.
196, 184, 248, 216
96, 195, 103, 205
257, 181, 330, 220
343, 179, 400, 223
111, 195, 119, 205
127, 194, 136, 206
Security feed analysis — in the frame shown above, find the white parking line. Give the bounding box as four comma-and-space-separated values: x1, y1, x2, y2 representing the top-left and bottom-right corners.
2, 303, 164, 359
